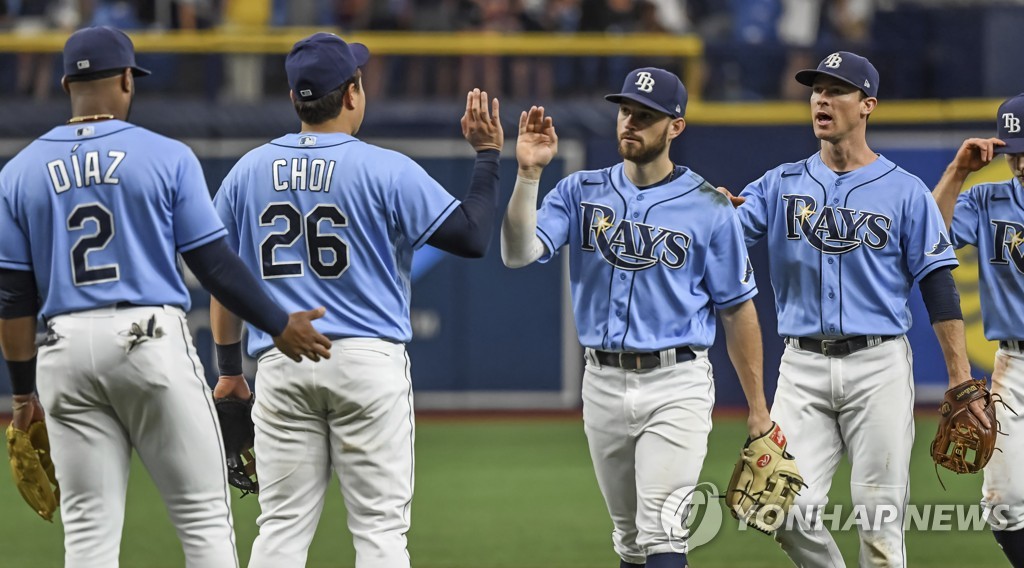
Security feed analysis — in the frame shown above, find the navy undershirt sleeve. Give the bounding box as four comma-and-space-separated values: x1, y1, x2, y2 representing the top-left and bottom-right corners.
426, 149, 500, 257
919, 266, 962, 323
0, 268, 39, 319
182, 238, 289, 336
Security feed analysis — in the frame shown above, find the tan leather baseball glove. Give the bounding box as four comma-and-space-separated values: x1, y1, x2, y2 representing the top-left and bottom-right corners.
726, 422, 805, 534
6, 421, 60, 521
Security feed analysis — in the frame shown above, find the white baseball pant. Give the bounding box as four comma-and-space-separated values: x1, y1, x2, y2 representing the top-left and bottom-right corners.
983, 345, 1024, 531
581, 348, 715, 565
36, 305, 238, 568
771, 336, 915, 568
247, 338, 414, 568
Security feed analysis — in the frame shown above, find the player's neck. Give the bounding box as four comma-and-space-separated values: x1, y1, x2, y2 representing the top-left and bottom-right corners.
819, 137, 876, 173
69, 101, 126, 122
624, 156, 674, 188
300, 116, 356, 135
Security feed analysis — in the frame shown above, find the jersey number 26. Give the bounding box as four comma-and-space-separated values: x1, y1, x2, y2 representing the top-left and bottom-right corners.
260, 202, 348, 279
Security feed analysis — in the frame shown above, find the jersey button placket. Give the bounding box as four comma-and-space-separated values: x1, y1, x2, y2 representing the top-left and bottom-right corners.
823, 252, 841, 336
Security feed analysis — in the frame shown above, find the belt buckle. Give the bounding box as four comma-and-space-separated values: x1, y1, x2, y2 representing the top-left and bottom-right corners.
618, 352, 642, 370
820, 340, 834, 357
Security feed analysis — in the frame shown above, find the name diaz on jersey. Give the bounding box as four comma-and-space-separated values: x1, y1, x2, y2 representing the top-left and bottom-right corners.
46, 147, 126, 193
581, 202, 691, 270
782, 194, 893, 254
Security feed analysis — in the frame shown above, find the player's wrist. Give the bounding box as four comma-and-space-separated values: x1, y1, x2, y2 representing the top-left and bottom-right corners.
517, 166, 543, 180
216, 341, 243, 377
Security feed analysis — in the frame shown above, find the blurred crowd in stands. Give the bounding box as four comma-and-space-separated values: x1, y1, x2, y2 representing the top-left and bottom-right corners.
1, 0, 1022, 102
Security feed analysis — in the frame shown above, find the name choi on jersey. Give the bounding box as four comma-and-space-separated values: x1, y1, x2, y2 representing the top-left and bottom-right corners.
47, 150, 125, 194
273, 158, 336, 192
991, 219, 1024, 273
783, 194, 893, 254
580, 202, 691, 270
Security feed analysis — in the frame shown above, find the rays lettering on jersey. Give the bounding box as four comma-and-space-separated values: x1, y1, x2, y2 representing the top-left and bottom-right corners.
273, 158, 336, 192
580, 202, 691, 270
46, 150, 126, 194
782, 194, 892, 254
991, 219, 1024, 273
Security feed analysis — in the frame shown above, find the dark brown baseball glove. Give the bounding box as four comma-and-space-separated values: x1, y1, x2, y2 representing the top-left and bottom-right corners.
930, 378, 1014, 477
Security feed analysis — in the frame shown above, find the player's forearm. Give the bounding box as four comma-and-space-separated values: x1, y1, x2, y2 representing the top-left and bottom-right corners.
501, 174, 544, 268
425, 149, 500, 258
720, 300, 771, 422
933, 163, 971, 229
0, 316, 39, 395
932, 318, 973, 386
210, 297, 244, 345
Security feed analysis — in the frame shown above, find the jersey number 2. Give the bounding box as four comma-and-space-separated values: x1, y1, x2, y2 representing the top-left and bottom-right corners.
68, 203, 119, 286
259, 203, 348, 279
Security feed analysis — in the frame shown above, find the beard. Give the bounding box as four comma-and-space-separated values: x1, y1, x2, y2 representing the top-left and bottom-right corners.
617, 126, 669, 165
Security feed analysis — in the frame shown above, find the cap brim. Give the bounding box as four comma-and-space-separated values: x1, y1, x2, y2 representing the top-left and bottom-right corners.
131, 65, 151, 77
604, 93, 674, 117
995, 138, 1024, 154
794, 69, 870, 95
350, 43, 370, 67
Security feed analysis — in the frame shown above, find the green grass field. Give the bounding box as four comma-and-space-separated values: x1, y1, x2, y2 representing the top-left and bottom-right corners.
0, 414, 1009, 567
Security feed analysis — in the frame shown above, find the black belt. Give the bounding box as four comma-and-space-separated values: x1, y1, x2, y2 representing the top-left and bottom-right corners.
1000, 340, 1023, 352
791, 335, 898, 358
593, 347, 696, 370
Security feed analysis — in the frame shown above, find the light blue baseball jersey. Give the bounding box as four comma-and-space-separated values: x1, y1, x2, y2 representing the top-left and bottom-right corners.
0, 120, 226, 318
214, 132, 459, 356
737, 152, 958, 339
949, 177, 1024, 340
535, 163, 757, 351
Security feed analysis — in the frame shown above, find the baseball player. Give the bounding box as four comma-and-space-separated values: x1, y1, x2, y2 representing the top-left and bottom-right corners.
727, 51, 986, 567
502, 67, 776, 568
0, 27, 331, 567
930, 93, 1024, 567
208, 33, 504, 568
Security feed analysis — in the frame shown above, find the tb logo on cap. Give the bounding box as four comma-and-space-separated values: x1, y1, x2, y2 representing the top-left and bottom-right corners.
635, 72, 656, 93
824, 53, 843, 69
1004, 112, 1021, 134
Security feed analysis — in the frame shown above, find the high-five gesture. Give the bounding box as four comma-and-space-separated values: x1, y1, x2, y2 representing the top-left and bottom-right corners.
517, 106, 558, 177
461, 88, 503, 152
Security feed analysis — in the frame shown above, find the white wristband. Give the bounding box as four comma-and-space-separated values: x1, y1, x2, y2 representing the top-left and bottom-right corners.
516, 175, 540, 188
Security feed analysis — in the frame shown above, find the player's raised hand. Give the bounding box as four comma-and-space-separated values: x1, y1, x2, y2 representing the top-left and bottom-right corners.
516, 106, 558, 177
273, 307, 332, 363
461, 88, 503, 152
950, 137, 1005, 173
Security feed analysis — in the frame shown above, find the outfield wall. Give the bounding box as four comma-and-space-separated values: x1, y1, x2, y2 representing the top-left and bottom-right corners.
0, 100, 1009, 408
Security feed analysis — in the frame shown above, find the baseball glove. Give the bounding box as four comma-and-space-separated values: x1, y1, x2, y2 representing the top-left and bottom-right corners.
930, 378, 1014, 477
215, 395, 258, 496
6, 421, 60, 521
726, 422, 805, 534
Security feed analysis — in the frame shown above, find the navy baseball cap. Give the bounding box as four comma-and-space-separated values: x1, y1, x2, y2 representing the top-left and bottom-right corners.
286, 32, 369, 102
605, 67, 687, 118
795, 51, 878, 98
63, 26, 150, 79
995, 93, 1024, 154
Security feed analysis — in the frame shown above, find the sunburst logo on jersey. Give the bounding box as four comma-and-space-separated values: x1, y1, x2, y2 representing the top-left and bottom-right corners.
953, 159, 1014, 374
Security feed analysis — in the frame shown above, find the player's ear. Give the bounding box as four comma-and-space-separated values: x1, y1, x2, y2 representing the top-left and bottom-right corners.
121, 68, 132, 94
861, 96, 877, 118
668, 117, 686, 140
60, 76, 70, 95
342, 83, 358, 111
289, 90, 296, 104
